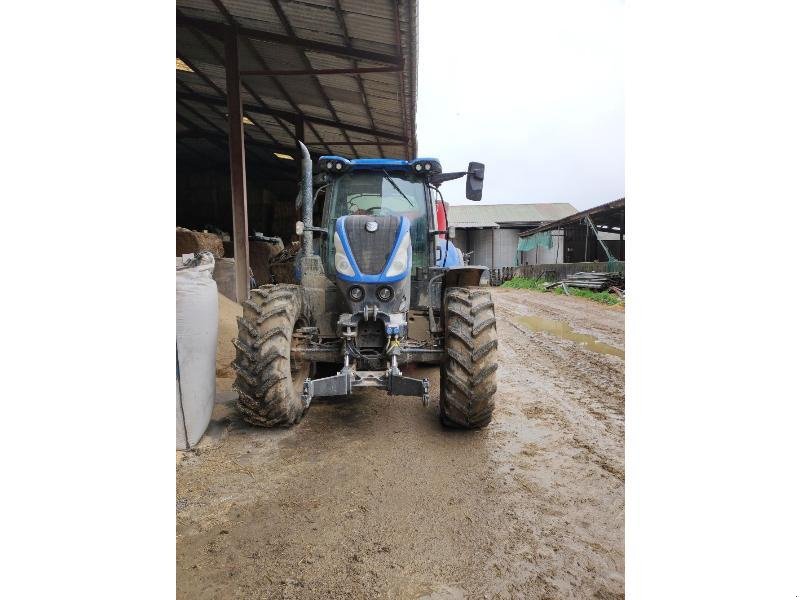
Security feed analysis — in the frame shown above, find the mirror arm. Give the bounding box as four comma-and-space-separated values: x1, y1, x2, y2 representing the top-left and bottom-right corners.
429, 171, 467, 186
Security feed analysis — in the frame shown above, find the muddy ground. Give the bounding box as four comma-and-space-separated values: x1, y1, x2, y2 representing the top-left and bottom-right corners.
177, 288, 625, 599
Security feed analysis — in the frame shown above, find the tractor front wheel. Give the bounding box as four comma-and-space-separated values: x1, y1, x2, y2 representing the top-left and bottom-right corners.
439, 287, 499, 429
232, 284, 311, 427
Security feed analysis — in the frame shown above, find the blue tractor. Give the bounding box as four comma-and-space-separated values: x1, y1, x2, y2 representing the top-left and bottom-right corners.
233, 142, 498, 429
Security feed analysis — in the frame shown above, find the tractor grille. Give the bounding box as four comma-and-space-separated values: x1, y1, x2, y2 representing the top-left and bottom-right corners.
343, 215, 401, 275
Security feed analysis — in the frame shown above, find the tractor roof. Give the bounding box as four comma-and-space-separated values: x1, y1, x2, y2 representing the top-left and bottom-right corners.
319, 156, 440, 173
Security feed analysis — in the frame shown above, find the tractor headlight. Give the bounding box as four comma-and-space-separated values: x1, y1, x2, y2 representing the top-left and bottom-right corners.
333, 231, 355, 276
385, 231, 411, 277
349, 286, 365, 301
376, 286, 393, 301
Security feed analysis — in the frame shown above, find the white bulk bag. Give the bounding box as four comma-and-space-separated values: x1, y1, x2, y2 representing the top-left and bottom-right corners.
176, 252, 219, 449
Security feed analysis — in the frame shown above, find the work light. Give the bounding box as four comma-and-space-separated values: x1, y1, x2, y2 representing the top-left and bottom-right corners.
410, 158, 442, 175
318, 156, 352, 173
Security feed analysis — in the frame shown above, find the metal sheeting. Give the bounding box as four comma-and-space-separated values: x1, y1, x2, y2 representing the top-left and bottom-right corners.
461, 228, 530, 270
519, 198, 625, 237
447, 203, 578, 227
176, 0, 417, 164
468, 229, 494, 270
448, 220, 499, 229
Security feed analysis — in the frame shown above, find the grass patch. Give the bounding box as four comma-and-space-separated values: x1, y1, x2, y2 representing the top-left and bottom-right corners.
554, 286, 621, 305
501, 277, 548, 291
501, 277, 623, 305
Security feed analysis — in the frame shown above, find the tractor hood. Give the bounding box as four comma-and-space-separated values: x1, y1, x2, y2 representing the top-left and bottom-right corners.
332, 214, 412, 314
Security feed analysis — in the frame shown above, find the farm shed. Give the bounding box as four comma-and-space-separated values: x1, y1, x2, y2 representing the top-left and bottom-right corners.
176, 0, 418, 300
446, 203, 577, 269
518, 197, 625, 265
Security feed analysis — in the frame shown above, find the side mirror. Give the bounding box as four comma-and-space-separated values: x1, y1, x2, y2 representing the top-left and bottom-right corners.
466, 162, 484, 201
448, 225, 456, 239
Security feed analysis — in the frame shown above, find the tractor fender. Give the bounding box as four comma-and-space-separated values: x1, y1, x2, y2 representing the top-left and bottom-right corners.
443, 266, 490, 288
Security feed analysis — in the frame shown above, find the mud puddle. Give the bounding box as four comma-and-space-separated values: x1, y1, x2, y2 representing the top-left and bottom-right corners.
517, 315, 624, 358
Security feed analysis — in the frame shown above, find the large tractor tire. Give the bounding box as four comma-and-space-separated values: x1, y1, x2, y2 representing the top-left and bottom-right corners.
439, 287, 499, 429
232, 284, 311, 427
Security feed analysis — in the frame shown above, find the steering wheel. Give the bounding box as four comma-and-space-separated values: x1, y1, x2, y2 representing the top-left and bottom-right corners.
353, 206, 388, 216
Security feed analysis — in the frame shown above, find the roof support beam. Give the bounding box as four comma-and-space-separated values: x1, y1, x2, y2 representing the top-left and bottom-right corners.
179, 29, 292, 145
204, 1, 333, 155
393, 1, 410, 159
332, 0, 384, 157
406, 0, 417, 158
240, 66, 401, 77
307, 141, 405, 146
267, 0, 358, 157
177, 100, 227, 137
176, 90, 407, 142
177, 80, 283, 167
519, 198, 626, 238
224, 30, 250, 303
177, 129, 323, 157
177, 12, 402, 66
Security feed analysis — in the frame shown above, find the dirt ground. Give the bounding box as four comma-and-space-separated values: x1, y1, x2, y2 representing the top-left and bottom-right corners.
177, 288, 625, 599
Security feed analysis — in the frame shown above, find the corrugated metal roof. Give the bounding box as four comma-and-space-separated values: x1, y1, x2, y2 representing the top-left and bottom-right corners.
447, 203, 578, 227
519, 198, 624, 237
448, 220, 500, 229
176, 0, 417, 168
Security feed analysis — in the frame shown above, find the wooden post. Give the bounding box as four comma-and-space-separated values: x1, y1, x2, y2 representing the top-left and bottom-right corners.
225, 31, 250, 303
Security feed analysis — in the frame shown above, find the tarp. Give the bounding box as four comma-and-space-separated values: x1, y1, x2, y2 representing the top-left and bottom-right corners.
517, 232, 553, 252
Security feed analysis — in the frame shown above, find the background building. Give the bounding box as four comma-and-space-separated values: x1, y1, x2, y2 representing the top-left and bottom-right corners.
447, 203, 577, 268
518, 197, 625, 265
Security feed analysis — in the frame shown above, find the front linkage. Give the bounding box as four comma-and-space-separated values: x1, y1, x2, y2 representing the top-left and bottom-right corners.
300, 310, 431, 408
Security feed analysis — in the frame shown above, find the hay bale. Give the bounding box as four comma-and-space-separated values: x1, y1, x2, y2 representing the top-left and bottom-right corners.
176, 227, 224, 258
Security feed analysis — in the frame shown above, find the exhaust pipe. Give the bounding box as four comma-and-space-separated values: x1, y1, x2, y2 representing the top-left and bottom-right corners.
298, 140, 313, 257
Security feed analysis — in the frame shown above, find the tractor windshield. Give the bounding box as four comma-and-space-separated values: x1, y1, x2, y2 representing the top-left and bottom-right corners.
326, 171, 429, 271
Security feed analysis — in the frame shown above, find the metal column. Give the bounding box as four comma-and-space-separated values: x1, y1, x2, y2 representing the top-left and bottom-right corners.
583, 219, 589, 262
225, 31, 250, 303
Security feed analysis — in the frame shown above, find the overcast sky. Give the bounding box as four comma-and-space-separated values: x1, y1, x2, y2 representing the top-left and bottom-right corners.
416, 0, 624, 211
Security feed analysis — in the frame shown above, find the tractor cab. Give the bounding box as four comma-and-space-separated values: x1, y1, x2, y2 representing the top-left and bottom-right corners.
319, 158, 433, 279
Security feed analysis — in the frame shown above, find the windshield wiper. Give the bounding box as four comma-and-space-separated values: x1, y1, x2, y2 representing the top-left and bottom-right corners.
382, 170, 414, 207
